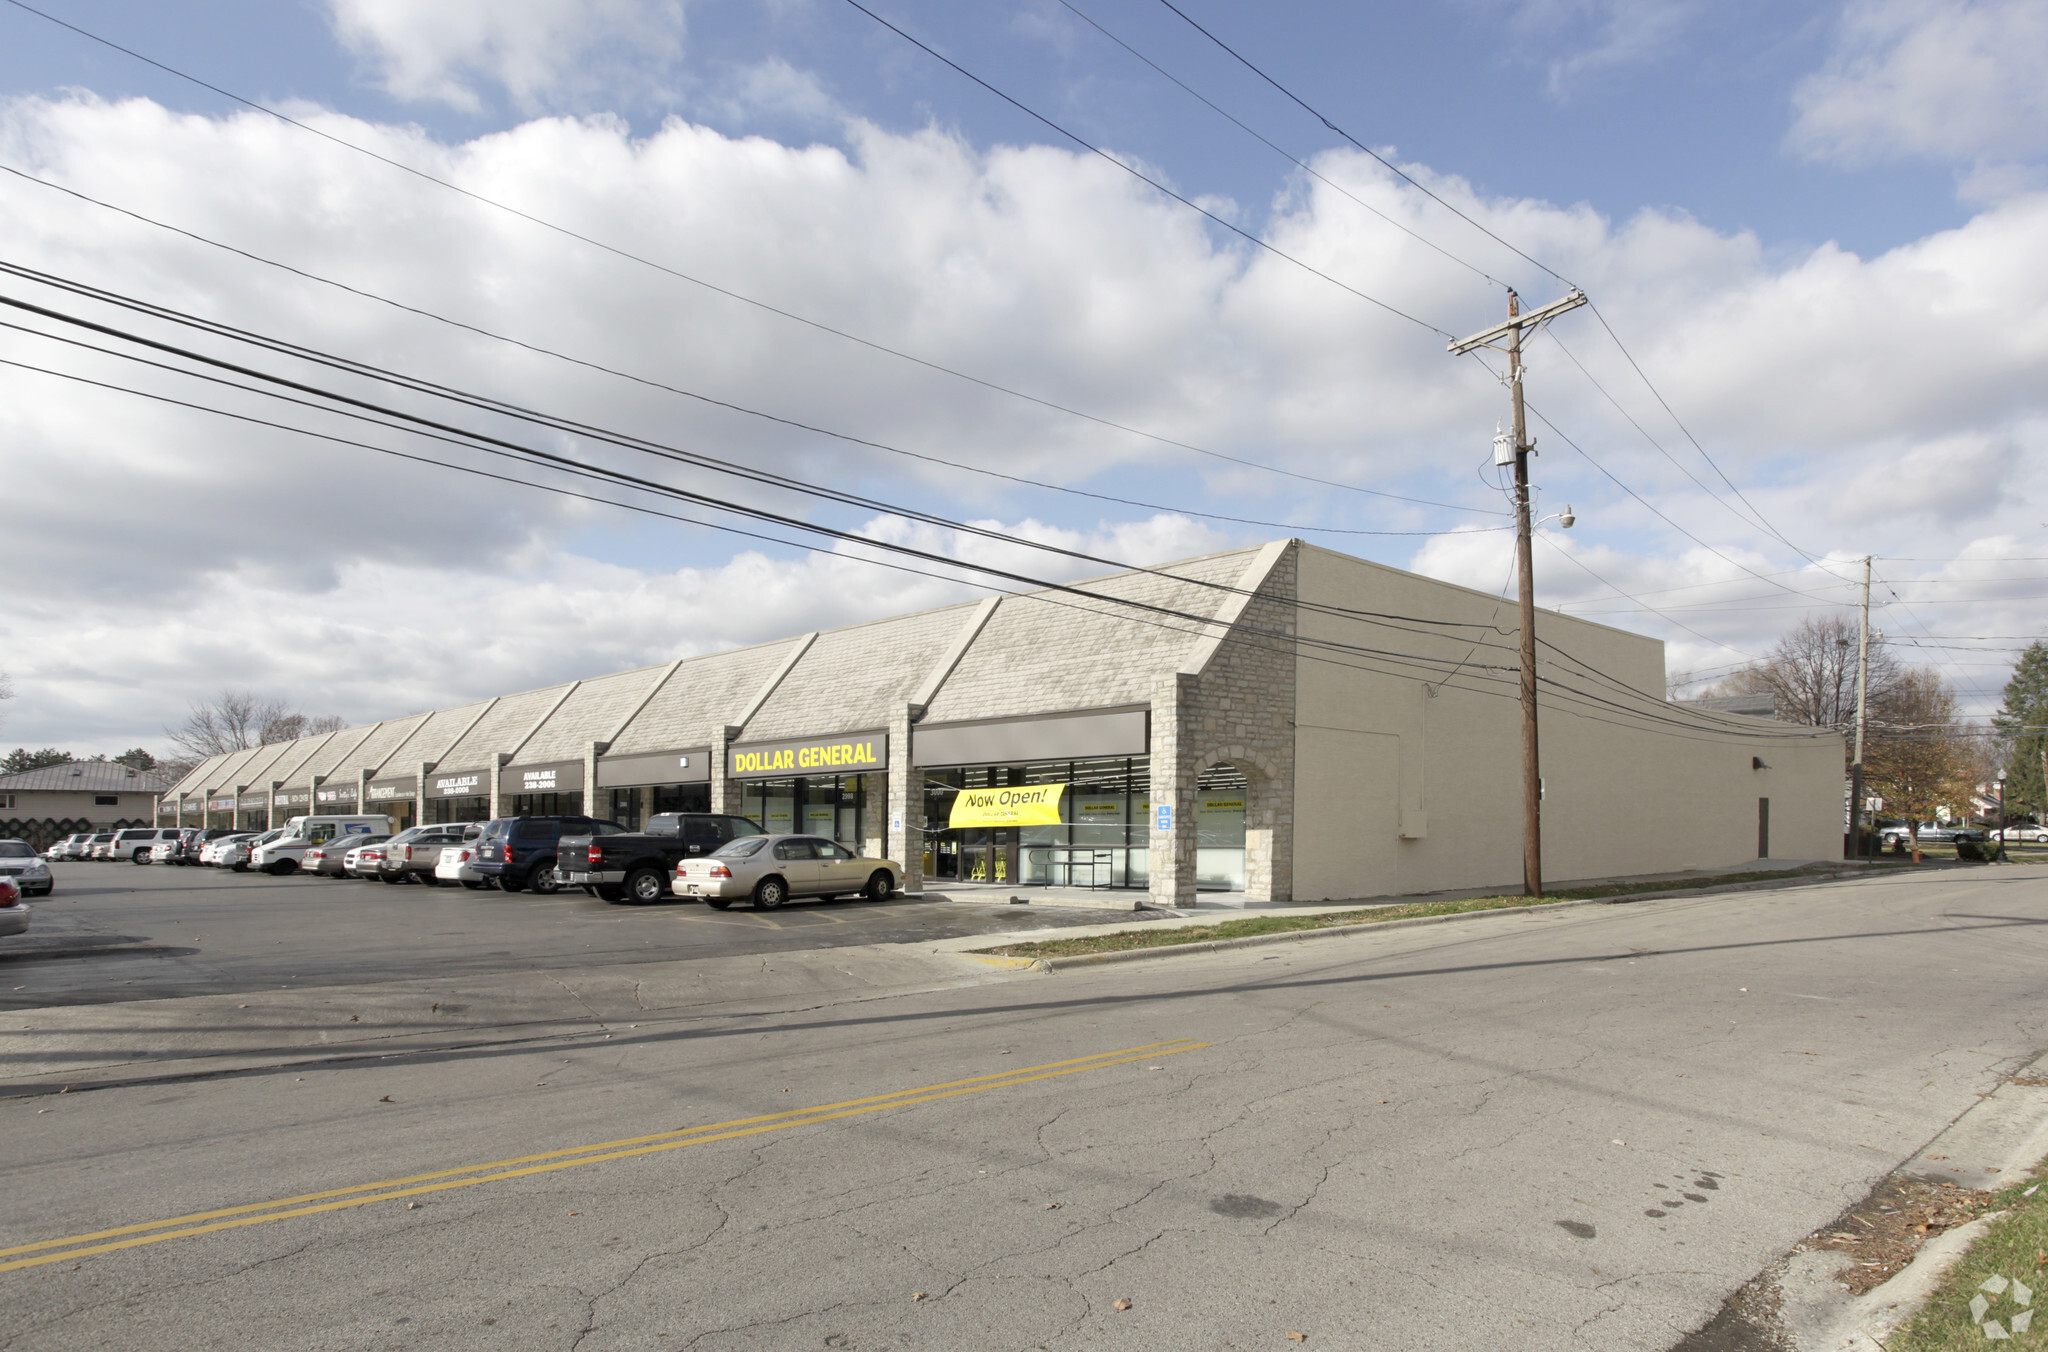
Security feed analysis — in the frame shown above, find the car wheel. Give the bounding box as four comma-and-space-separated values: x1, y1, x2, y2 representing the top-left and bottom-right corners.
863, 871, 894, 902
499, 871, 523, 893
706, 895, 733, 910
460, 879, 486, 890
378, 873, 407, 884
527, 864, 562, 895
132, 849, 150, 864
624, 868, 666, 905
753, 876, 788, 910
230, 861, 249, 872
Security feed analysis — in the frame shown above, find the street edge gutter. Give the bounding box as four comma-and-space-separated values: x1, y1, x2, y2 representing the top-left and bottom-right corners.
1829, 1211, 2010, 1352
999, 868, 1861, 972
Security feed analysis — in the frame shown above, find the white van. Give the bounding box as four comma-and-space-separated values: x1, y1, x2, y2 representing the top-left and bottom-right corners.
249, 815, 395, 876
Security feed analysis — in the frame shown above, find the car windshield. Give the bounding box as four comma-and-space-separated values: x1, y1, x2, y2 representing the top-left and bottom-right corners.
0, 842, 34, 858
389, 827, 426, 843
711, 837, 768, 858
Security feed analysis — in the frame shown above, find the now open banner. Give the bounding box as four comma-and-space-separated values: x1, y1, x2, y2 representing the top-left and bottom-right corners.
948, 783, 1066, 828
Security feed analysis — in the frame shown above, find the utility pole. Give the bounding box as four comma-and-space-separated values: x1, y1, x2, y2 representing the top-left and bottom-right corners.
1848, 555, 1872, 859
1450, 288, 1587, 897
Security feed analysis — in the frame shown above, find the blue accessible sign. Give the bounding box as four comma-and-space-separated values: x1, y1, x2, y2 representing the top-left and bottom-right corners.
1155, 804, 1173, 832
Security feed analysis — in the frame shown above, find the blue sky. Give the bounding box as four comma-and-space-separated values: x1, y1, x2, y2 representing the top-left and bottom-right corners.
0, 0, 2042, 749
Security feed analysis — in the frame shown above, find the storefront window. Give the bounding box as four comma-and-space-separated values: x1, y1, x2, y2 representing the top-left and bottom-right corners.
508, 791, 583, 818
736, 776, 865, 849
426, 795, 486, 825
1194, 764, 1249, 892
603, 784, 710, 830
923, 758, 1154, 890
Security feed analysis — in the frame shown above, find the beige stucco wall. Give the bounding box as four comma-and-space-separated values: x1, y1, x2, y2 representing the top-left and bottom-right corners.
1290, 545, 1844, 901
3, 789, 158, 823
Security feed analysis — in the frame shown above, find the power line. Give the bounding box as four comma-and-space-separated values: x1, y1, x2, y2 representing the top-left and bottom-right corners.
0, 0, 1492, 519
0, 324, 1830, 744
837, 0, 1452, 337
1149, 0, 1576, 289
0, 165, 1498, 536
1052, 0, 1508, 290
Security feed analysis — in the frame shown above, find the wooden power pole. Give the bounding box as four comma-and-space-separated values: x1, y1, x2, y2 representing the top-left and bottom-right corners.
1450, 288, 1587, 897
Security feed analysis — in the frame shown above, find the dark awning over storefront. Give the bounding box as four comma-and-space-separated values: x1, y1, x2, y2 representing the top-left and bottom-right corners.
314, 782, 359, 806
595, 748, 709, 788
367, 776, 419, 804
505, 761, 584, 795
728, 731, 887, 780
427, 769, 486, 799
912, 706, 1148, 767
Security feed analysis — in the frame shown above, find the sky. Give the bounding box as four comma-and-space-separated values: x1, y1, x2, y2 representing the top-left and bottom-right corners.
0, 0, 2043, 757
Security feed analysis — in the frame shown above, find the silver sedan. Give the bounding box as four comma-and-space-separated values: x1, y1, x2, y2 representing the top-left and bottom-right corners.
672, 834, 899, 910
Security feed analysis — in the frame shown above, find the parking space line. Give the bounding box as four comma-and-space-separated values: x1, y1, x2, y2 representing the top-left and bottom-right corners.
0, 1038, 1207, 1273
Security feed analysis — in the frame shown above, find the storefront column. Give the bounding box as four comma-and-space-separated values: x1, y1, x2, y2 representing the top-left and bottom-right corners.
710, 726, 738, 815
1148, 674, 1199, 909
585, 741, 607, 821
266, 780, 282, 830
488, 754, 510, 819
889, 706, 924, 893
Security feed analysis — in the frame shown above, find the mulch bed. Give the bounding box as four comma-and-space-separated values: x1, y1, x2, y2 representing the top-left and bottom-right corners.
1800, 1178, 2002, 1295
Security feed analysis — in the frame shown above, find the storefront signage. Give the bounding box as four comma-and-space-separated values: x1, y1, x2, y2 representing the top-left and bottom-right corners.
366, 778, 415, 802
209, 796, 235, 811
430, 771, 485, 798
948, 783, 1065, 828
595, 748, 710, 789
272, 789, 310, 808
728, 731, 887, 779
315, 784, 358, 805
506, 761, 584, 795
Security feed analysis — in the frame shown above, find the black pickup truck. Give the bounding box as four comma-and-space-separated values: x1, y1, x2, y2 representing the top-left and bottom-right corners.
557, 812, 766, 903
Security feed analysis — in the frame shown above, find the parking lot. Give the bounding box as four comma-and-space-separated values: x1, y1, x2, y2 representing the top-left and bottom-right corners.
0, 860, 1134, 1012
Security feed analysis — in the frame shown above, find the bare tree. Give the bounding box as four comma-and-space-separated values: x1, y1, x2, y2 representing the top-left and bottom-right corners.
1708, 613, 1908, 739
165, 691, 344, 762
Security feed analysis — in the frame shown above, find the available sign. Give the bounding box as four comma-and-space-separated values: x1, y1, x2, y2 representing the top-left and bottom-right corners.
507, 762, 583, 795
728, 731, 887, 779
430, 771, 484, 798
948, 783, 1065, 828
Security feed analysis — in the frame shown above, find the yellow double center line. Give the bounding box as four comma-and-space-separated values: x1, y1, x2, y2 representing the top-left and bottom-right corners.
1, 1038, 1206, 1273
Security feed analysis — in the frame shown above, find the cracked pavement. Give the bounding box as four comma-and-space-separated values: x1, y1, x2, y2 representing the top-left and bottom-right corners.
2, 864, 2045, 1349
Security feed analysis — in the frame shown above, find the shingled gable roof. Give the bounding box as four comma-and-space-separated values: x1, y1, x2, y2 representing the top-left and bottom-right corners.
375, 700, 496, 777
507, 666, 670, 766
0, 760, 173, 793
919, 546, 1264, 725
604, 639, 804, 757
739, 603, 978, 741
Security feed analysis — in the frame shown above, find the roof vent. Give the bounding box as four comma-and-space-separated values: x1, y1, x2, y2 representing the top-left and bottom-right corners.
71, 768, 82, 776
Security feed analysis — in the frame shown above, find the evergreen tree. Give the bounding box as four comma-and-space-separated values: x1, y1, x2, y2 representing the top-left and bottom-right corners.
2, 747, 73, 774
1995, 640, 2048, 821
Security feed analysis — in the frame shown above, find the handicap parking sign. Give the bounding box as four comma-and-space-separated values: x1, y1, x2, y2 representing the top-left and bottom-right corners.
1155, 804, 1173, 832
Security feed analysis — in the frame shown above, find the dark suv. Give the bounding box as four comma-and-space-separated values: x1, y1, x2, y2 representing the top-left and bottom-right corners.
472, 816, 628, 894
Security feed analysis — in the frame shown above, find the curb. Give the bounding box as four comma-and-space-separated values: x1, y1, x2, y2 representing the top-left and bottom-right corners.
993, 868, 1859, 971
1829, 1211, 2009, 1351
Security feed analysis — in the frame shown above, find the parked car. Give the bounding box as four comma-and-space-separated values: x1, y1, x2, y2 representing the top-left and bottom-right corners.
470, 816, 628, 894
0, 876, 25, 937
1996, 824, 2047, 843
434, 842, 491, 889
198, 832, 258, 866
1878, 823, 1986, 848
672, 834, 899, 910
249, 815, 395, 876
558, 813, 765, 903
305, 834, 389, 877
49, 833, 92, 861
219, 829, 287, 872
343, 840, 390, 879
156, 828, 238, 865
84, 832, 119, 860
0, 839, 53, 897
107, 827, 181, 864
381, 823, 483, 885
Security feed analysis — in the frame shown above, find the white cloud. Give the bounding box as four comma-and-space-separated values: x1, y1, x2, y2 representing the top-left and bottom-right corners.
1789, 0, 2048, 168
1466, 0, 1698, 97
0, 90, 2045, 753
328, 0, 689, 112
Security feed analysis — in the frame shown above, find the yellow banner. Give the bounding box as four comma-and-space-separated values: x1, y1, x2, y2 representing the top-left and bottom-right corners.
948, 783, 1066, 828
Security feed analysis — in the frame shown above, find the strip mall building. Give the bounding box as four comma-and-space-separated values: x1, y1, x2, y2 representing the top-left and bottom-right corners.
159, 541, 1843, 907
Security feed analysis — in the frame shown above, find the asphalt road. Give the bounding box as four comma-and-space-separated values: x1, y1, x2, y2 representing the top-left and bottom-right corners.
0, 862, 1144, 1011
2, 863, 2045, 1350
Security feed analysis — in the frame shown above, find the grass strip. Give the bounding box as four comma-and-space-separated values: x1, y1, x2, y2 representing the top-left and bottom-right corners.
1890, 1162, 2048, 1350
978, 867, 1831, 959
